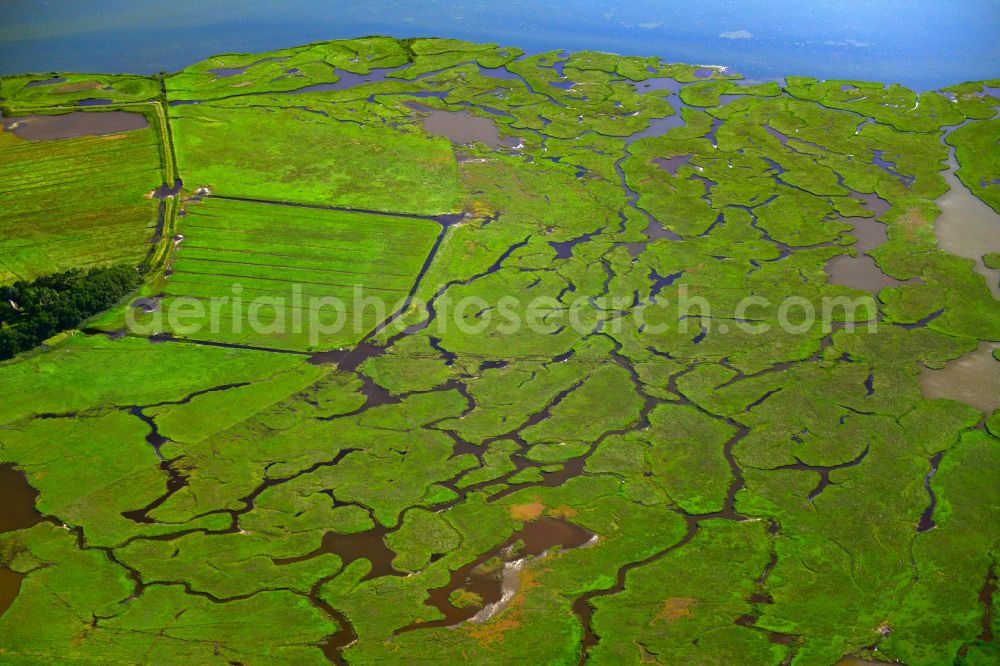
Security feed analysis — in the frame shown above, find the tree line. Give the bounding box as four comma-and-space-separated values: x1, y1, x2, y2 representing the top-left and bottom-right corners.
0, 264, 142, 359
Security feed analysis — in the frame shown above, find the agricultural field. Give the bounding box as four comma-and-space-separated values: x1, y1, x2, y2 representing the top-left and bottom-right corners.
168, 103, 461, 215
0, 120, 162, 283
139, 197, 443, 350
1, 36, 999, 666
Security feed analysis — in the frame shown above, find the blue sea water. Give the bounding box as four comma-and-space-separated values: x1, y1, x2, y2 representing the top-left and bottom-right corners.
1, 0, 998, 90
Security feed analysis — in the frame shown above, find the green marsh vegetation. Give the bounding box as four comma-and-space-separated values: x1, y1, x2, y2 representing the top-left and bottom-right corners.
0, 73, 161, 108
0, 37, 999, 665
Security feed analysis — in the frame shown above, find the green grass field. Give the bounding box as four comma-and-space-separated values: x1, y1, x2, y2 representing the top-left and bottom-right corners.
0, 126, 161, 284
169, 104, 461, 215
141, 197, 441, 349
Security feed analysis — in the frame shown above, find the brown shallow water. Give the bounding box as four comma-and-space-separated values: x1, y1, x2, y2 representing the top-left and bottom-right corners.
935, 138, 1000, 299
273, 524, 405, 581
826, 214, 919, 292
0, 463, 43, 533
850, 190, 891, 218
0, 566, 26, 619
2, 111, 148, 140
0, 464, 42, 618
920, 342, 1000, 413
653, 154, 691, 175
406, 102, 501, 149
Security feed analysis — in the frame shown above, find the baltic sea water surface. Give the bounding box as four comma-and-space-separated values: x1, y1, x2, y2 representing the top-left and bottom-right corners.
1, 1, 998, 90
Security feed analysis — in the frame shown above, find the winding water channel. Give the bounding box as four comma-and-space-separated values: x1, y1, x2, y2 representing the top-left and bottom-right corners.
936, 126, 1000, 300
